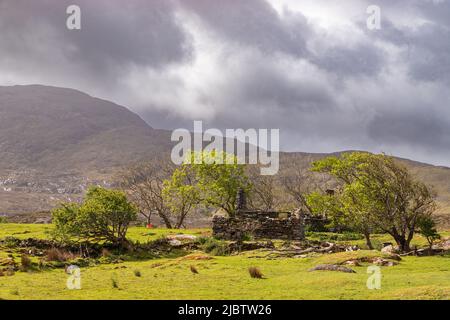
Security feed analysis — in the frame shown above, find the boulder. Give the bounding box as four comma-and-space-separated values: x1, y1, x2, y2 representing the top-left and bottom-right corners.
381, 245, 399, 254
309, 264, 356, 273
371, 257, 398, 267
344, 260, 361, 266
166, 234, 197, 241
168, 239, 183, 247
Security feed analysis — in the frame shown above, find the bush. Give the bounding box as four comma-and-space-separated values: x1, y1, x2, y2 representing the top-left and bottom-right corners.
197, 237, 230, 256
0, 216, 8, 223
417, 216, 441, 250
242, 233, 253, 241
2, 236, 19, 248
52, 186, 138, 245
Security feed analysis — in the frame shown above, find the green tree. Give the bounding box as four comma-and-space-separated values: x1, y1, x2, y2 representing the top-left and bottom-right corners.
52, 186, 137, 245
416, 216, 441, 252
162, 164, 199, 228
173, 150, 251, 217
310, 152, 436, 252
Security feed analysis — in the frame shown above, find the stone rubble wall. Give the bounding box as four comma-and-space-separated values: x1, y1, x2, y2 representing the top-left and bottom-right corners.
212, 211, 304, 240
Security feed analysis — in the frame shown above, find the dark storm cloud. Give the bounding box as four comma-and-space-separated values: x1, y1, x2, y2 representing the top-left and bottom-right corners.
1, 0, 450, 166
0, 0, 191, 79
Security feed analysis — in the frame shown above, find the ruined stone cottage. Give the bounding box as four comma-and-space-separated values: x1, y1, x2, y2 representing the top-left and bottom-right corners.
212, 189, 305, 241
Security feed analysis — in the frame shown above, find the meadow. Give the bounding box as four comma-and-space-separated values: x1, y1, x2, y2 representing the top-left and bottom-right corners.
0, 224, 449, 300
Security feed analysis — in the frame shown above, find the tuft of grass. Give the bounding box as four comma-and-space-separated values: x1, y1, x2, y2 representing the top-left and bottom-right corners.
190, 265, 199, 274
20, 255, 32, 271
9, 289, 19, 296
45, 248, 72, 262
133, 270, 141, 277
248, 266, 264, 279
111, 277, 119, 289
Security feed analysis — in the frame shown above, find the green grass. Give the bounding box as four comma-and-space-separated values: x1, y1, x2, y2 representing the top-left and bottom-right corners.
0, 224, 210, 242
0, 224, 449, 300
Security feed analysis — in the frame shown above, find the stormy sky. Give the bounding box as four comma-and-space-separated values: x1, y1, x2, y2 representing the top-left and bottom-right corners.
0, 0, 450, 166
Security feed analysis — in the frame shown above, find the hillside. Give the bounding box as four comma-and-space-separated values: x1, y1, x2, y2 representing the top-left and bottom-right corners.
0, 85, 449, 227
0, 85, 171, 215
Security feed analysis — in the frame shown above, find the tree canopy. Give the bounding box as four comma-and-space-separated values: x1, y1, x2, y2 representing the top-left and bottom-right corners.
308, 152, 436, 252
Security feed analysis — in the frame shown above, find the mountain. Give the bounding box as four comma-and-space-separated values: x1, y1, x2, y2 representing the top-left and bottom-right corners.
1, 85, 449, 227
0, 85, 171, 173
0, 85, 171, 216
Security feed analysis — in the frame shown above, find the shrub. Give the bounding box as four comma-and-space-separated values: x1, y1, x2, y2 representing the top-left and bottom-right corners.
248, 267, 263, 279
197, 237, 230, 256
3, 236, 19, 248
242, 233, 253, 241
417, 216, 441, 250
0, 216, 8, 223
52, 186, 138, 245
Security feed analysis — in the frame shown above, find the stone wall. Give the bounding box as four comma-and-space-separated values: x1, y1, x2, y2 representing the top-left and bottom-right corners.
212, 210, 304, 241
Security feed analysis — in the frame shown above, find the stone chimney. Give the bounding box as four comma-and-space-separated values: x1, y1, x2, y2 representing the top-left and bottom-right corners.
236, 188, 247, 211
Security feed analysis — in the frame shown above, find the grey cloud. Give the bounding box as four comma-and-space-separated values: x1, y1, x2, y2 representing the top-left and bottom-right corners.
179, 0, 309, 57
408, 23, 450, 83
358, 0, 450, 84
1, 0, 450, 166
0, 0, 191, 79
368, 108, 450, 150
310, 43, 385, 77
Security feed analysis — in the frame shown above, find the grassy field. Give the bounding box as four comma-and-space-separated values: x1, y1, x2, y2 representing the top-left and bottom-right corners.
0, 224, 449, 300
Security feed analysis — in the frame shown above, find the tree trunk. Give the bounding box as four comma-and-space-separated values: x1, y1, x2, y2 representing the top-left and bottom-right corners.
363, 231, 374, 250
159, 212, 172, 229
395, 236, 410, 253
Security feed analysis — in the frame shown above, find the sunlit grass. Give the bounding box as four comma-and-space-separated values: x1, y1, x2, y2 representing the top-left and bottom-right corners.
0, 224, 448, 300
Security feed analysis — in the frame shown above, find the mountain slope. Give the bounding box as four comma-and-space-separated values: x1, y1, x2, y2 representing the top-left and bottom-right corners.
0, 85, 171, 173
0, 85, 171, 215
0, 85, 449, 228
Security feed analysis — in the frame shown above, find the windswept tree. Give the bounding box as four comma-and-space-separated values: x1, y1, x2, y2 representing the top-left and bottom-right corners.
310, 152, 437, 252
307, 186, 377, 249
117, 160, 174, 228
